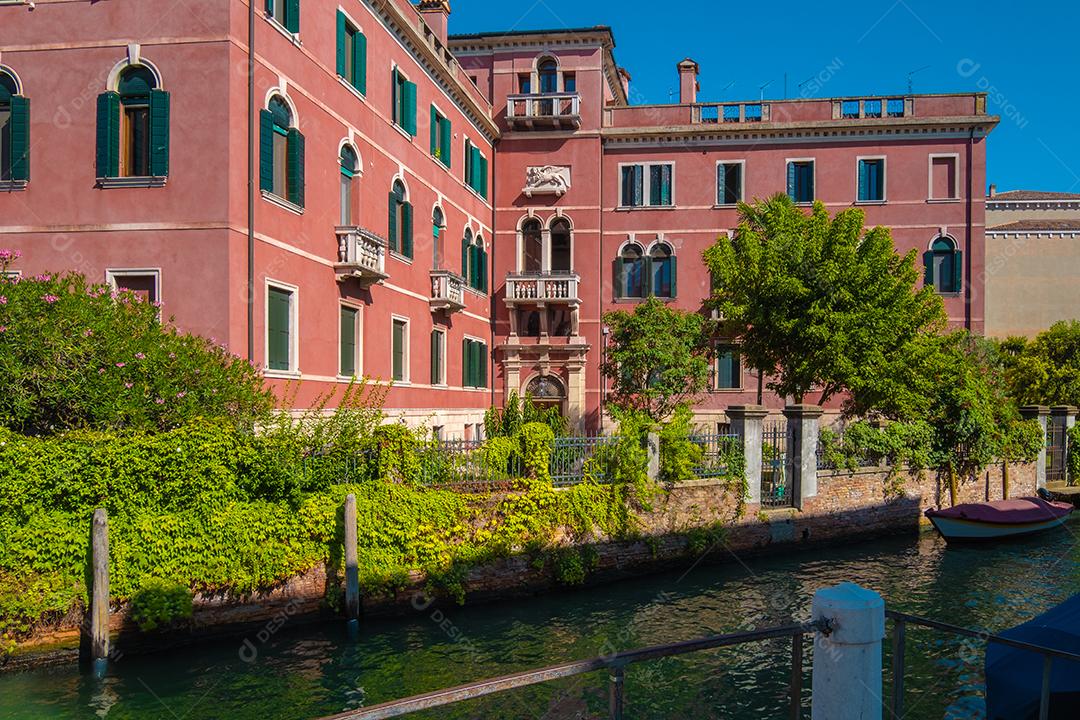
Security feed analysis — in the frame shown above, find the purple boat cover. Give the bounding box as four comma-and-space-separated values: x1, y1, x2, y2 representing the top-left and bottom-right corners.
925, 497, 1073, 524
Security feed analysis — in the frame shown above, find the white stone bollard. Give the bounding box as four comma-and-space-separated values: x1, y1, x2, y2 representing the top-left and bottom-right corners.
811, 582, 885, 720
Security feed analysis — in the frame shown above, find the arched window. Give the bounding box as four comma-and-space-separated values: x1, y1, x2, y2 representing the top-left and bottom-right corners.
537, 58, 558, 94
615, 243, 645, 299
521, 218, 542, 273
388, 179, 413, 258
432, 206, 444, 269
462, 230, 487, 292
650, 242, 675, 298
525, 374, 565, 412
96, 64, 170, 180
259, 94, 304, 207
0, 70, 29, 183
924, 236, 961, 294
339, 145, 358, 226
550, 217, 572, 273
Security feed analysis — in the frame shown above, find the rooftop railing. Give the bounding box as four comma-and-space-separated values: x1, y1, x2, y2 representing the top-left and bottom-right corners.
506, 92, 581, 128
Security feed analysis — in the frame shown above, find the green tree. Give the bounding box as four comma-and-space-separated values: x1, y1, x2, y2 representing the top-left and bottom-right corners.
1000, 321, 1080, 407
0, 262, 273, 435
600, 298, 711, 423
703, 194, 945, 405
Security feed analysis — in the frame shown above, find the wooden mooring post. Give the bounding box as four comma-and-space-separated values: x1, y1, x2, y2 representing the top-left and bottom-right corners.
90, 508, 110, 665
344, 493, 360, 620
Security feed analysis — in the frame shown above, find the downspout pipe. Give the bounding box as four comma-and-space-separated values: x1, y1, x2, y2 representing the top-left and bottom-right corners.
489, 137, 496, 413
247, 0, 256, 362
965, 127, 974, 330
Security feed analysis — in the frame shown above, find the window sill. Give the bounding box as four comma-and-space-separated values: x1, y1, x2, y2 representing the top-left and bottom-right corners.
338, 76, 366, 101
388, 250, 413, 264
264, 369, 301, 379
392, 123, 414, 142
261, 190, 304, 215
927, 197, 962, 204
713, 203, 741, 209
854, 199, 886, 205
97, 176, 167, 189
0, 180, 28, 192
464, 185, 489, 204
792, 201, 814, 207
265, 15, 301, 46
464, 285, 487, 298
392, 379, 412, 387
712, 387, 745, 393
935, 291, 963, 297
615, 205, 675, 212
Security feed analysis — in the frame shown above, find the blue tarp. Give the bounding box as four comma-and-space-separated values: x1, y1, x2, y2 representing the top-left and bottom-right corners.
985, 594, 1080, 719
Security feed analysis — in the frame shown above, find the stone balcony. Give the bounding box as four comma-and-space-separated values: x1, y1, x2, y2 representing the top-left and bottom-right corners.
506, 92, 581, 129
429, 269, 466, 313
504, 272, 580, 306
334, 227, 388, 286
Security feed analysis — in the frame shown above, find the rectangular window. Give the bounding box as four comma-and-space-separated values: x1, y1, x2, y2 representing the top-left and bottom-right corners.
392, 317, 409, 382
430, 328, 445, 385
431, 106, 451, 167
392, 68, 417, 136
857, 158, 885, 202
462, 338, 487, 388
716, 346, 741, 390
518, 74, 531, 94
563, 73, 576, 92
268, 0, 299, 33
121, 104, 150, 177
107, 269, 159, 304
787, 160, 814, 203
337, 13, 366, 94
272, 126, 288, 197
716, 162, 743, 205
620, 163, 673, 207
930, 155, 958, 200
267, 285, 294, 372
464, 139, 488, 198
339, 305, 359, 377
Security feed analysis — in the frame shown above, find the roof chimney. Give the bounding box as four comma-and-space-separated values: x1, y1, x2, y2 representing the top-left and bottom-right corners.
677, 58, 698, 104
618, 67, 631, 99
988, 183, 997, 198
417, 0, 451, 45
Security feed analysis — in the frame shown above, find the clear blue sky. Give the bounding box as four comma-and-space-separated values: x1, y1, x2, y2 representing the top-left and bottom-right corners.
451, 0, 1080, 194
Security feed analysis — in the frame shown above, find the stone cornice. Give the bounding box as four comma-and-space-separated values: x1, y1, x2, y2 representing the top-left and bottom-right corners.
370, 0, 499, 141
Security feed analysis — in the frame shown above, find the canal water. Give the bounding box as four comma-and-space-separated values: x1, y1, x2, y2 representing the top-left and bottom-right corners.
2, 522, 1079, 719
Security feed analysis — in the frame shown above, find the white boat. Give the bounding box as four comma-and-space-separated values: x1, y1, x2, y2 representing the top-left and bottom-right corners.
925, 496, 1073, 542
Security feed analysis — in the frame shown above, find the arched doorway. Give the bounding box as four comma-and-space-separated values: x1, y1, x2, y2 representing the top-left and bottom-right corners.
525, 374, 566, 415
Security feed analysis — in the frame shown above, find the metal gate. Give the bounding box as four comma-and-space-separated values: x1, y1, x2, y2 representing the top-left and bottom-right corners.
761, 421, 791, 508
1047, 419, 1067, 484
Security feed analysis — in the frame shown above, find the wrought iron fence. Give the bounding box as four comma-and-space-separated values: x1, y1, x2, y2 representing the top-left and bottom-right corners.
415, 439, 523, 488
550, 433, 617, 487
1047, 419, 1067, 484
688, 432, 741, 478
761, 421, 791, 508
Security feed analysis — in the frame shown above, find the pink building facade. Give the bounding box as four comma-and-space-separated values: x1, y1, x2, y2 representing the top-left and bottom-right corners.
0, 5, 997, 434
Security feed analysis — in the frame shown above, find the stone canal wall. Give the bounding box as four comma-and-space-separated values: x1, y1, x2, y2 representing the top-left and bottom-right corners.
6, 460, 1035, 670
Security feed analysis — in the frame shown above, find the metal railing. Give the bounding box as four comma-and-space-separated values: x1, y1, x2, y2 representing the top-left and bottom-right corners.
887, 610, 1080, 720
506, 92, 581, 123
833, 96, 908, 119
697, 102, 766, 124
761, 421, 791, 508
550, 433, 616, 487
505, 272, 580, 303
415, 439, 522, 489
317, 619, 827, 720
688, 432, 741, 478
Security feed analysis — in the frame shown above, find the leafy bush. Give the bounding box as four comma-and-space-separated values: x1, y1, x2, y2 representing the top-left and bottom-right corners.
658, 406, 703, 485
0, 262, 273, 435
1069, 425, 1080, 486
1000, 321, 1080, 407
484, 391, 566, 439
129, 579, 193, 632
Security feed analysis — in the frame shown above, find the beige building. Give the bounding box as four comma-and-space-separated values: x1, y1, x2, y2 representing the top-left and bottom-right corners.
984, 188, 1080, 337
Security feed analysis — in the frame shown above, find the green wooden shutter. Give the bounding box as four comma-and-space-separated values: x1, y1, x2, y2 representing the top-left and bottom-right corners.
265, 0, 273, 13
923, 251, 934, 288
149, 89, 170, 177
464, 140, 472, 186
430, 331, 441, 385
430, 105, 438, 156
286, 127, 305, 207
786, 162, 796, 200
613, 258, 623, 299
340, 307, 356, 376
716, 164, 726, 205
404, 81, 417, 136
392, 321, 405, 381
477, 248, 486, 293
259, 109, 274, 191
284, 0, 300, 33
642, 256, 653, 297
440, 117, 451, 169
388, 191, 398, 252
267, 288, 291, 371
461, 237, 469, 277
461, 338, 469, 386
336, 11, 347, 77
401, 201, 413, 258
9, 96, 30, 182
95, 92, 120, 179
952, 250, 963, 293
354, 32, 367, 94
669, 255, 678, 298
857, 160, 868, 202
480, 154, 488, 198
390, 68, 399, 124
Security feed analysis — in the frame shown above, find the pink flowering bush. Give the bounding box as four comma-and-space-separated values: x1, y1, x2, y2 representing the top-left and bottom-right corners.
0, 268, 274, 435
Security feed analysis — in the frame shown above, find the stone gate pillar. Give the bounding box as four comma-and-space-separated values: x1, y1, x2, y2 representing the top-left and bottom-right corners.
1019, 405, 1049, 489
727, 405, 768, 505
784, 404, 824, 509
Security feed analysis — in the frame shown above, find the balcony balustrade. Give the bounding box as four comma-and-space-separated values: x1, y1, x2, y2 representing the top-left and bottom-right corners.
429, 269, 466, 313
334, 227, 388, 285
505, 272, 580, 304
506, 92, 581, 129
